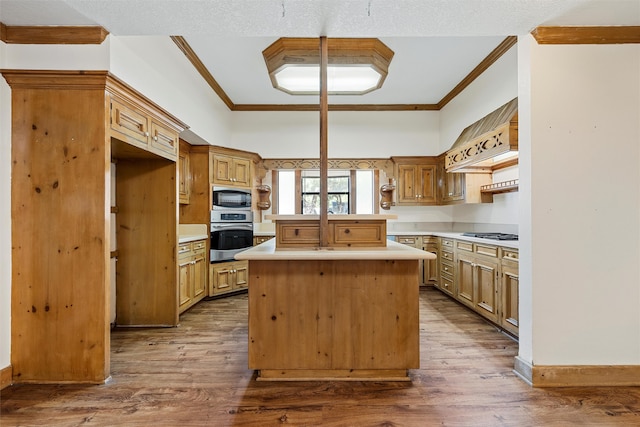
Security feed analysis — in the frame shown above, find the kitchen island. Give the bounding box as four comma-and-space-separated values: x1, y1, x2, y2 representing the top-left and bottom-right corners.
236, 237, 435, 381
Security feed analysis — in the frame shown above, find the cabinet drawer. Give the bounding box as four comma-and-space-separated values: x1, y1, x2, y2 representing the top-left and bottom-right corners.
439, 274, 454, 295
475, 244, 498, 258
150, 120, 178, 157
441, 238, 454, 249
441, 250, 454, 262
178, 242, 193, 256
110, 99, 149, 147
330, 221, 385, 247
192, 240, 206, 252
398, 236, 417, 245
456, 241, 473, 253
502, 248, 519, 261
277, 223, 320, 247
423, 236, 438, 244
440, 262, 454, 276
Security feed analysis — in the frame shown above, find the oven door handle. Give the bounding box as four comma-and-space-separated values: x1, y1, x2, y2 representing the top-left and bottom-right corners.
211, 224, 253, 231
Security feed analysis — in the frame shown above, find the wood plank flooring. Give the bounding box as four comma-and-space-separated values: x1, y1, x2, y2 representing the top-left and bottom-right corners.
2, 288, 639, 426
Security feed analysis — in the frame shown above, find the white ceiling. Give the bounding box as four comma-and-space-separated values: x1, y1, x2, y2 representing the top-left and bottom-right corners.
1, 0, 639, 105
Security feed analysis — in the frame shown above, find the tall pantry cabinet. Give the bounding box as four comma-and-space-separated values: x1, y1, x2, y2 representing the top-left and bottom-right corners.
2, 70, 186, 384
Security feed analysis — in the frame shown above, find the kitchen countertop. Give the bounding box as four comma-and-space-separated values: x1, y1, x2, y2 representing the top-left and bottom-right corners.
178, 224, 208, 244
264, 214, 398, 221
252, 229, 518, 249
235, 238, 436, 261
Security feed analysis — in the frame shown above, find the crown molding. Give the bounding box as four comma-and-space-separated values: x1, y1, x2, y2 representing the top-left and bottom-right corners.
532, 26, 640, 44
0, 23, 108, 44
170, 35, 236, 110
174, 35, 516, 112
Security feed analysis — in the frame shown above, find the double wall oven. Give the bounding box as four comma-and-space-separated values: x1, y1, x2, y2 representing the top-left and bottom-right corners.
210, 187, 253, 262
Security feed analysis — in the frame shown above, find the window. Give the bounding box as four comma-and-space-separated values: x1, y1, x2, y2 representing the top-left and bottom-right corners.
275, 169, 375, 215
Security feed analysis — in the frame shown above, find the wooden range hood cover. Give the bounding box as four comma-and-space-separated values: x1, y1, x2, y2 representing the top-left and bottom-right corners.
445, 97, 518, 173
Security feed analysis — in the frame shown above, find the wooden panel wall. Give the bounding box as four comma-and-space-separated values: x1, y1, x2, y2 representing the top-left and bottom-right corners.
11, 88, 110, 383
115, 158, 178, 326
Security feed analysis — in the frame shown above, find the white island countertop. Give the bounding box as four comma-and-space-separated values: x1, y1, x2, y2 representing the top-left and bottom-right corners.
235, 238, 435, 261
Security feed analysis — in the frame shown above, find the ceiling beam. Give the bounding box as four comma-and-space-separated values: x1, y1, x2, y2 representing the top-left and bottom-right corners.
532, 26, 640, 44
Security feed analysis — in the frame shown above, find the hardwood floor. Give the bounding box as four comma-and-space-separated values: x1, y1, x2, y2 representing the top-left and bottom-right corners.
2, 288, 639, 426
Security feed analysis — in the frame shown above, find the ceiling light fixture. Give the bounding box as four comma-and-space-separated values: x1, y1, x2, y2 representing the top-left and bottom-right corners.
262, 38, 394, 95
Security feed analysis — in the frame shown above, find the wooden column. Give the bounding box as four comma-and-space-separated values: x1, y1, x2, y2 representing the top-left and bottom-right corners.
319, 36, 329, 247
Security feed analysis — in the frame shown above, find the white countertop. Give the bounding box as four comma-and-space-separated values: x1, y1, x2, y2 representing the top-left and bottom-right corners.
252, 229, 518, 249
265, 214, 398, 221
178, 224, 208, 244
235, 239, 436, 261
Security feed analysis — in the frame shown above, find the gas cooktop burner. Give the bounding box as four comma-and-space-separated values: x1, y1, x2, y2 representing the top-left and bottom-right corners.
461, 232, 519, 241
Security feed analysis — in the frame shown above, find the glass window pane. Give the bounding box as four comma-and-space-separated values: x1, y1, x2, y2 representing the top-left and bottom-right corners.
302, 176, 320, 192
356, 170, 373, 214
302, 194, 320, 214
328, 194, 349, 214
328, 176, 349, 192
278, 170, 295, 215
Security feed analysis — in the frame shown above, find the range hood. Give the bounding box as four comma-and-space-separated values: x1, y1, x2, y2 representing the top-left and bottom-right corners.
445, 98, 518, 173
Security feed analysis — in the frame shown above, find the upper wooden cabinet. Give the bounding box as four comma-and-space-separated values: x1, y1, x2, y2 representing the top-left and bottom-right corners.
436, 154, 492, 205
393, 157, 437, 206
212, 153, 252, 188
179, 139, 192, 204
108, 90, 181, 161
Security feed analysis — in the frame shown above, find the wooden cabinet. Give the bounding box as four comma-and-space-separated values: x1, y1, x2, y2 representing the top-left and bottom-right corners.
500, 248, 519, 336
435, 237, 518, 336
212, 153, 251, 187
394, 158, 437, 205
178, 139, 191, 204
396, 236, 423, 284
2, 70, 186, 383
455, 241, 500, 323
210, 260, 249, 296
178, 239, 207, 314
436, 238, 455, 297
422, 236, 438, 284
109, 97, 179, 161
436, 154, 493, 205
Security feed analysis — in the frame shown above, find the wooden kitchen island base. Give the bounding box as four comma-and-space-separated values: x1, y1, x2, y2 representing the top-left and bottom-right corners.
238, 240, 434, 381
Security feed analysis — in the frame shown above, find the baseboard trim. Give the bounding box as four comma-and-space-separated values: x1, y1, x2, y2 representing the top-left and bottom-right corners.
1, 365, 12, 390
514, 357, 640, 387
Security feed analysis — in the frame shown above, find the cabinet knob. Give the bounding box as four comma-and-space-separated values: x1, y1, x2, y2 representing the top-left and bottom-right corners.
153, 135, 158, 141
448, 192, 453, 196
144, 131, 150, 137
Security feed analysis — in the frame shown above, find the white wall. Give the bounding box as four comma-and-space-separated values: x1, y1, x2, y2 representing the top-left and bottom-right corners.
0, 41, 12, 370
439, 46, 519, 227
109, 37, 232, 145
231, 110, 440, 158
522, 36, 640, 365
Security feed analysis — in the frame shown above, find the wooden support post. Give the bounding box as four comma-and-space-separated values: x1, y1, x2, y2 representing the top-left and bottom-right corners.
319, 36, 329, 247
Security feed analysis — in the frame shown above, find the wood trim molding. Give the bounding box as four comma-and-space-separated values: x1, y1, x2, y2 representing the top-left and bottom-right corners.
262, 158, 394, 173
172, 35, 513, 112
1, 365, 12, 390
437, 36, 517, 109
170, 35, 236, 110
514, 356, 640, 387
532, 26, 640, 44
0, 25, 108, 44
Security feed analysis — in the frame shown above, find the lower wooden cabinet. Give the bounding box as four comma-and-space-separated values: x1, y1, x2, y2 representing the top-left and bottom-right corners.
253, 235, 274, 245
436, 237, 519, 337
178, 239, 207, 314
209, 260, 249, 296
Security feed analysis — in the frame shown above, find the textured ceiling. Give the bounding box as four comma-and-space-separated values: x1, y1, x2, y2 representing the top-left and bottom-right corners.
1, 0, 639, 105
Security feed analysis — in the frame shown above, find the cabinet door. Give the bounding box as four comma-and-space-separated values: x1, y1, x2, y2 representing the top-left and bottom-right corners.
192, 250, 207, 300
443, 172, 465, 203
501, 262, 519, 336
213, 154, 233, 185
178, 147, 191, 204
456, 254, 475, 309
474, 258, 499, 323
233, 261, 249, 290
397, 164, 418, 204
418, 165, 437, 204
232, 158, 251, 187
178, 257, 192, 311
210, 263, 234, 295
423, 243, 438, 284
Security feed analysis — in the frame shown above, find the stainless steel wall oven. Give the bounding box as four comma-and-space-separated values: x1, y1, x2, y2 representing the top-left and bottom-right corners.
210, 209, 253, 262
